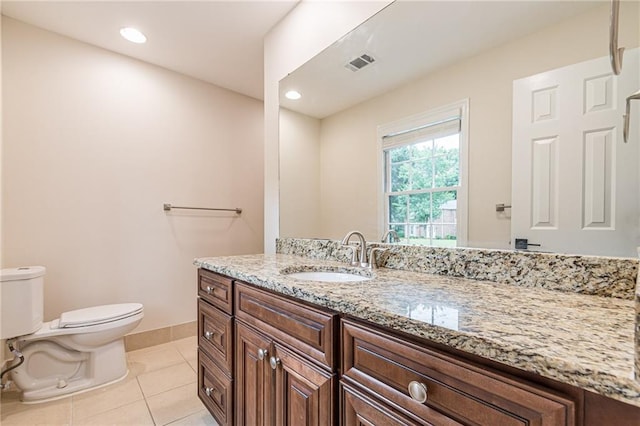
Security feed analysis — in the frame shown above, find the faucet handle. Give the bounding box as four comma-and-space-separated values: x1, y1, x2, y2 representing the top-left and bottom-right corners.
381, 230, 400, 243
342, 244, 360, 266
368, 247, 388, 269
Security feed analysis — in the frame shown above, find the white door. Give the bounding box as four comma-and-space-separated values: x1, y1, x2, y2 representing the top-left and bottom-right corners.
512, 49, 639, 257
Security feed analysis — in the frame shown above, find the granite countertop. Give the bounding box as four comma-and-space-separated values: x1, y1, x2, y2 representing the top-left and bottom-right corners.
194, 253, 640, 408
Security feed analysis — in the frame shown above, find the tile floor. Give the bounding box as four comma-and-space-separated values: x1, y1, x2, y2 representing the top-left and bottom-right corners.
0, 336, 218, 426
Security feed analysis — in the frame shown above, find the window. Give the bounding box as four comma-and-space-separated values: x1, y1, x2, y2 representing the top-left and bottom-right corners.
379, 101, 468, 247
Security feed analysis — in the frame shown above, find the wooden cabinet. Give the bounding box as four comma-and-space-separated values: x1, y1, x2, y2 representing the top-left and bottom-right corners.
197, 269, 235, 426
197, 271, 338, 426
341, 319, 576, 426
197, 268, 640, 426
234, 282, 338, 426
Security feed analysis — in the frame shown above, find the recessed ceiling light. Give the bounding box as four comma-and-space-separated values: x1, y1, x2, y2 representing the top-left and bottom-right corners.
120, 27, 147, 44
285, 90, 302, 100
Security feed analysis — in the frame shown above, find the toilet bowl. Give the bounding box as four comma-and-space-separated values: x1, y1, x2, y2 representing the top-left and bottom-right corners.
0, 267, 144, 403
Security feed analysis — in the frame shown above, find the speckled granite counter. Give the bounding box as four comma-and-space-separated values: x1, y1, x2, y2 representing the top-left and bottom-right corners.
194, 254, 640, 408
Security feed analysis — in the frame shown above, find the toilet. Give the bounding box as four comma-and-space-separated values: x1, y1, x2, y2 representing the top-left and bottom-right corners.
0, 266, 143, 403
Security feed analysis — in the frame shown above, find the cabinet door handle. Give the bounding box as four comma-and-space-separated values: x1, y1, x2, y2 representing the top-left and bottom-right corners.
257, 348, 268, 360
205, 387, 214, 397
205, 286, 213, 294
269, 356, 281, 370
408, 381, 428, 403
204, 331, 215, 341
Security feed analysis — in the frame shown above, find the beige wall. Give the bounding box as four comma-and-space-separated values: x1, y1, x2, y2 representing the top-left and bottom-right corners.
279, 108, 321, 238
296, 3, 639, 247
1, 17, 264, 332
263, 0, 392, 253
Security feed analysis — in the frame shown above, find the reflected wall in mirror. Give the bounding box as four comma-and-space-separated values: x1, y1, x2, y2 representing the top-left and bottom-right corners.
279, 1, 640, 257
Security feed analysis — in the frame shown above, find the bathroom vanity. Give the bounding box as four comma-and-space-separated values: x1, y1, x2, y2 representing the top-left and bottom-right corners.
195, 242, 640, 425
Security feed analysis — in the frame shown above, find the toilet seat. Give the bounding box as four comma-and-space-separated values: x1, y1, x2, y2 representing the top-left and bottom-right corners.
17, 303, 144, 342
56, 303, 143, 328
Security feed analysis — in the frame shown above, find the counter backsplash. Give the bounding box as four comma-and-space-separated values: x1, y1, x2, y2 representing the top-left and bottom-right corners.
276, 238, 639, 300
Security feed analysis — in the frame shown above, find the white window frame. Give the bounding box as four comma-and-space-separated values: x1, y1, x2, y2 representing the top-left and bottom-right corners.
376, 99, 469, 246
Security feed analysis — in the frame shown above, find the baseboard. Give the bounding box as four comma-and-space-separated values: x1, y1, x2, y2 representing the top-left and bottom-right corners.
124, 321, 197, 352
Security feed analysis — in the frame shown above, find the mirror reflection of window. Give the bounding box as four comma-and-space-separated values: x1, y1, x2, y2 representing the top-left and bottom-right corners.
381, 101, 468, 247
406, 303, 459, 331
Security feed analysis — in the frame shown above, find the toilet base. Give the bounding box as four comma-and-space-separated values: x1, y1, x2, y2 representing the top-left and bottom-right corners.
12, 338, 130, 403
20, 369, 129, 404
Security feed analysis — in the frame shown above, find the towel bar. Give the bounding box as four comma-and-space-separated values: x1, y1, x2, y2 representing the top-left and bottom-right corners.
163, 203, 242, 214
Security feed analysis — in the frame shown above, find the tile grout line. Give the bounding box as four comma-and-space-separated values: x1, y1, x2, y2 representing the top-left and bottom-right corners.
137, 375, 157, 426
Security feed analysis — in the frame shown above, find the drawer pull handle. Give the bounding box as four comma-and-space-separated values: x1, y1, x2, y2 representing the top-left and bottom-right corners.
204, 331, 215, 340
408, 381, 428, 403
205, 286, 213, 294
205, 387, 214, 397
257, 348, 268, 360
269, 356, 281, 370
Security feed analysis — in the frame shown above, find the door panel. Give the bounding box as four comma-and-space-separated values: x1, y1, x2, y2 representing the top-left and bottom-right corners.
273, 343, 336, 426
235, 321, 272, 426
512, 48, 639, 256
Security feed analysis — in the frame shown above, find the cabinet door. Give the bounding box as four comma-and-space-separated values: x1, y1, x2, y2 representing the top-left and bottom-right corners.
273, 343, 336, 426
236, 321, 273, 426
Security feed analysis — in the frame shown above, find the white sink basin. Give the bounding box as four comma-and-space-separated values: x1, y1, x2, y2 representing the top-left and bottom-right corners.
285, 271, 371, 282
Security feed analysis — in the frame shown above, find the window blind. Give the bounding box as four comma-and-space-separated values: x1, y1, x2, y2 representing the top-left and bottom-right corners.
381, 114, 461, 150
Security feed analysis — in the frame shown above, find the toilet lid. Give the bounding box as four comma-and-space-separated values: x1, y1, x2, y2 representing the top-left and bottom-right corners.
0, 266, 46, 281
58, 303, 143, 328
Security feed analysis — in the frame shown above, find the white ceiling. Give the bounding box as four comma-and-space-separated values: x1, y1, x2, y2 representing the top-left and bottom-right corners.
1, 0, 299, 100
279, 1, 602, 118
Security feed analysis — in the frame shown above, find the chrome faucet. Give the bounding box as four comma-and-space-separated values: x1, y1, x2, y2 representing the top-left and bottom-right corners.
340, 231, 368, 267
381, 230, 400, 243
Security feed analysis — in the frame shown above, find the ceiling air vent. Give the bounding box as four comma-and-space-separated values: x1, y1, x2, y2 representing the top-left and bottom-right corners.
345, 53, 376, 72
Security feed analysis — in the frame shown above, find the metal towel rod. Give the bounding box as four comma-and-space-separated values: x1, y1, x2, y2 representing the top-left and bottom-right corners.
163, 203, 242, 214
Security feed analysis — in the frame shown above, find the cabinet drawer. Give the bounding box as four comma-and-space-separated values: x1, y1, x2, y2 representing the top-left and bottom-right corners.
198, 349, 233, 426
341, 382, 460, 426
198, 269, 233, 314
235, 282, 336, 369
198, 299, 233, 374
342, 320, 576, 426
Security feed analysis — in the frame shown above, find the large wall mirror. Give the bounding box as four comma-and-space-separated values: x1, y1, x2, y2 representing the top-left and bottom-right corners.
278, 1, 640, 258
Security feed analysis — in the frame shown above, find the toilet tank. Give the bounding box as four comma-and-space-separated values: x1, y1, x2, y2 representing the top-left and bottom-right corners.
1, 266, 45, 339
